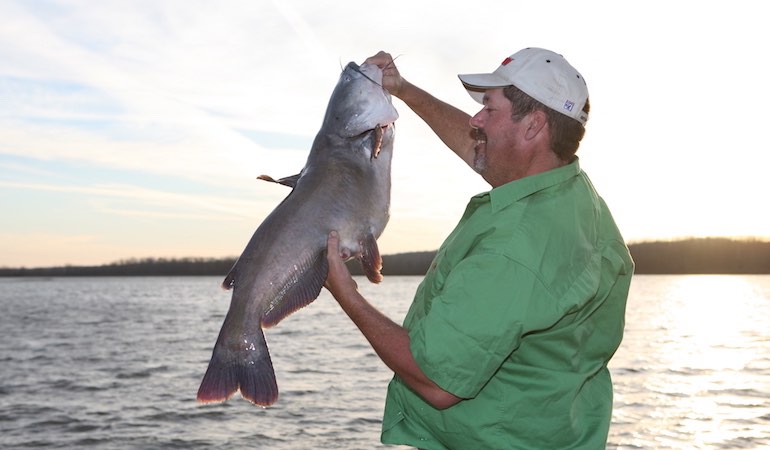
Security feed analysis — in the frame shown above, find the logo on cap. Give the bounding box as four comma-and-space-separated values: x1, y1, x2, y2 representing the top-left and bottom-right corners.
563, 100, 575, 112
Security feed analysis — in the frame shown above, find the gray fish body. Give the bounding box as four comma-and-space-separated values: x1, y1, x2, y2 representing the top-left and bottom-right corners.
197, 62, 397, 406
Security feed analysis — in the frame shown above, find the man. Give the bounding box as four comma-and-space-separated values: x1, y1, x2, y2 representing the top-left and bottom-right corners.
324, 47, 634, 449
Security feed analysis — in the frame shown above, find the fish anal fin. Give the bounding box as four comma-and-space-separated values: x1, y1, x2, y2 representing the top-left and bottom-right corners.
359, 232, 383, 284
257, 173, 301, 188
261, 251, 329, 328
197, 328, 278, 406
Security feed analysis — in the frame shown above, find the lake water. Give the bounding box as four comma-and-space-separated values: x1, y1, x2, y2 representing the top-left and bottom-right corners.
0, 275, 768, 449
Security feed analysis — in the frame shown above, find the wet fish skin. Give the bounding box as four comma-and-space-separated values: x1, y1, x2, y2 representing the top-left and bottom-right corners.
197, 62, 397, 406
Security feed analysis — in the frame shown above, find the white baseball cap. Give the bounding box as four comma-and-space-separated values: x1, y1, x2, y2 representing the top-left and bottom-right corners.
458, 47, 589, 125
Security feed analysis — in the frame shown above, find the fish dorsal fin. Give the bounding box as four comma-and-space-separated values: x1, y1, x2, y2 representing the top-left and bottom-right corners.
358, 232, 383, 283
257, 173, 301, 188
261, 250, 328, 328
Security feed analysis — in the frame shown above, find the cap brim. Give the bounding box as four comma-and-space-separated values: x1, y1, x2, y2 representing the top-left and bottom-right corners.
458, 73, 511, 104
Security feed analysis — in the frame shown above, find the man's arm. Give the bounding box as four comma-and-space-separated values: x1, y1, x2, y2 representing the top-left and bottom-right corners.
324, 231, 462, 410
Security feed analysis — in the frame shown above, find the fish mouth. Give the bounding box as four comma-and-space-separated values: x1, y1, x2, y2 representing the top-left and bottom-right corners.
338, 61, 398, 138
342, 111, 396, 140
356, 121, 393, 138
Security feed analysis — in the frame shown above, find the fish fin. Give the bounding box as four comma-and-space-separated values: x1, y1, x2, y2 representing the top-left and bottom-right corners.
197, 328, 279, 406
261, 251, 328, 328
257, 173, 301, 188
359, 232, 383, 284
222, 269, 236, 290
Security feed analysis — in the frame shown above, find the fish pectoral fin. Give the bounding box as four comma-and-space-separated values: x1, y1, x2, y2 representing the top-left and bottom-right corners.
261, 251, 329, 328
358, 232, 383, 284
257, 173, 301, 188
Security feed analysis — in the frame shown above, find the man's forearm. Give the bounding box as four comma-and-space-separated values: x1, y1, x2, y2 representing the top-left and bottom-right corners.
330, 284, 463, 410
396, 80, 477, 168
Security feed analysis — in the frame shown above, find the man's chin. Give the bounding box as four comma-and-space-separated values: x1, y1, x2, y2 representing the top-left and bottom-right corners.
473, 151, 486, 174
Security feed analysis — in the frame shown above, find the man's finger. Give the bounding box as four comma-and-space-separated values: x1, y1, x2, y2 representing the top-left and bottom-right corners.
327, 231, 340, 258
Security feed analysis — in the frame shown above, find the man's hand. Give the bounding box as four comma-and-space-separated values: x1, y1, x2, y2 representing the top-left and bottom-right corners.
365, 51, 404, 97
325, 231, 358, 299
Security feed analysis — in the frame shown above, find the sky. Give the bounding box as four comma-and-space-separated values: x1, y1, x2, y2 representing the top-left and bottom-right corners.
1, 0, 768, 268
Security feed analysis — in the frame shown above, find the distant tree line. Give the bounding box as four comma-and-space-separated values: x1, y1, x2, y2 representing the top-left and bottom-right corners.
628, 237, 770, 274
2, 238, 770, 277
0, 257, 236, 277
347, 251, 436, 276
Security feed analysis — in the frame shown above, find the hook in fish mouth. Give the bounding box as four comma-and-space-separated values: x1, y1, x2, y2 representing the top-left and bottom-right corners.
371, 124, 383, 159
352, 123, 392, 160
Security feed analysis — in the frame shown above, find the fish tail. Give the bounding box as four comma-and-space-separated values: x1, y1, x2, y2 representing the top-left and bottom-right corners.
197, 331, 278, 406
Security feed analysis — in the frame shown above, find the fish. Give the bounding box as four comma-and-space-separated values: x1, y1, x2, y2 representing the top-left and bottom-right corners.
197, 61, 398, 406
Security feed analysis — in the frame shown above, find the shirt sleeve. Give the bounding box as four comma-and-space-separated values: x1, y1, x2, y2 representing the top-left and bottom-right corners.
408, 252, 555, 399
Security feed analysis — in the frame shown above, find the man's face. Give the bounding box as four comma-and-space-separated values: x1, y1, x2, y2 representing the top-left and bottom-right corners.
469, 88, 523, 186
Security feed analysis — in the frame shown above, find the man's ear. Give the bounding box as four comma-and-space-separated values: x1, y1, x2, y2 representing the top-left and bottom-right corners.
523, 110, 548, 141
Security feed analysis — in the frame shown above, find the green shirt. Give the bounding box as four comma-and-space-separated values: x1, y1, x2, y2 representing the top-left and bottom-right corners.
381, 160, 634, 449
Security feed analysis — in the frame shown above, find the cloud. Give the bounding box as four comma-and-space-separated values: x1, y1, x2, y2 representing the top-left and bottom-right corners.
0, 1, 325, 178
0, 179, 279, 220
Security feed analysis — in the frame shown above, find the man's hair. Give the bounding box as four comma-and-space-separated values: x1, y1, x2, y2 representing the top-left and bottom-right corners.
503, 85, 589, 161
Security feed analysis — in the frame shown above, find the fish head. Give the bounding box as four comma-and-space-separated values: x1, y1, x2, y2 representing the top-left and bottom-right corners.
321, 62, 399, 140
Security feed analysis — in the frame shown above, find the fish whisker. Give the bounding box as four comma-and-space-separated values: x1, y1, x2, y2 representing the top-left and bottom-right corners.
382, 54, 402, 72
349, 64, 381, 87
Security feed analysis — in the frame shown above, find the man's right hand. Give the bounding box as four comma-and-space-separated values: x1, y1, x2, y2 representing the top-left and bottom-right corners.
365, 51, 405, 98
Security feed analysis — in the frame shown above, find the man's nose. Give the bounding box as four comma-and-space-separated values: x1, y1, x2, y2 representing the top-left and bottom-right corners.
469, 109, 484, 128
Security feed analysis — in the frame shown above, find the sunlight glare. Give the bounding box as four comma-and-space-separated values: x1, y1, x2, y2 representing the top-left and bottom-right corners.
646, 275, 768, 447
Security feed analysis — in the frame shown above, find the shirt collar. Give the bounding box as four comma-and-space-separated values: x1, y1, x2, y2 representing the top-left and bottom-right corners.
473, 158, 582, 214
